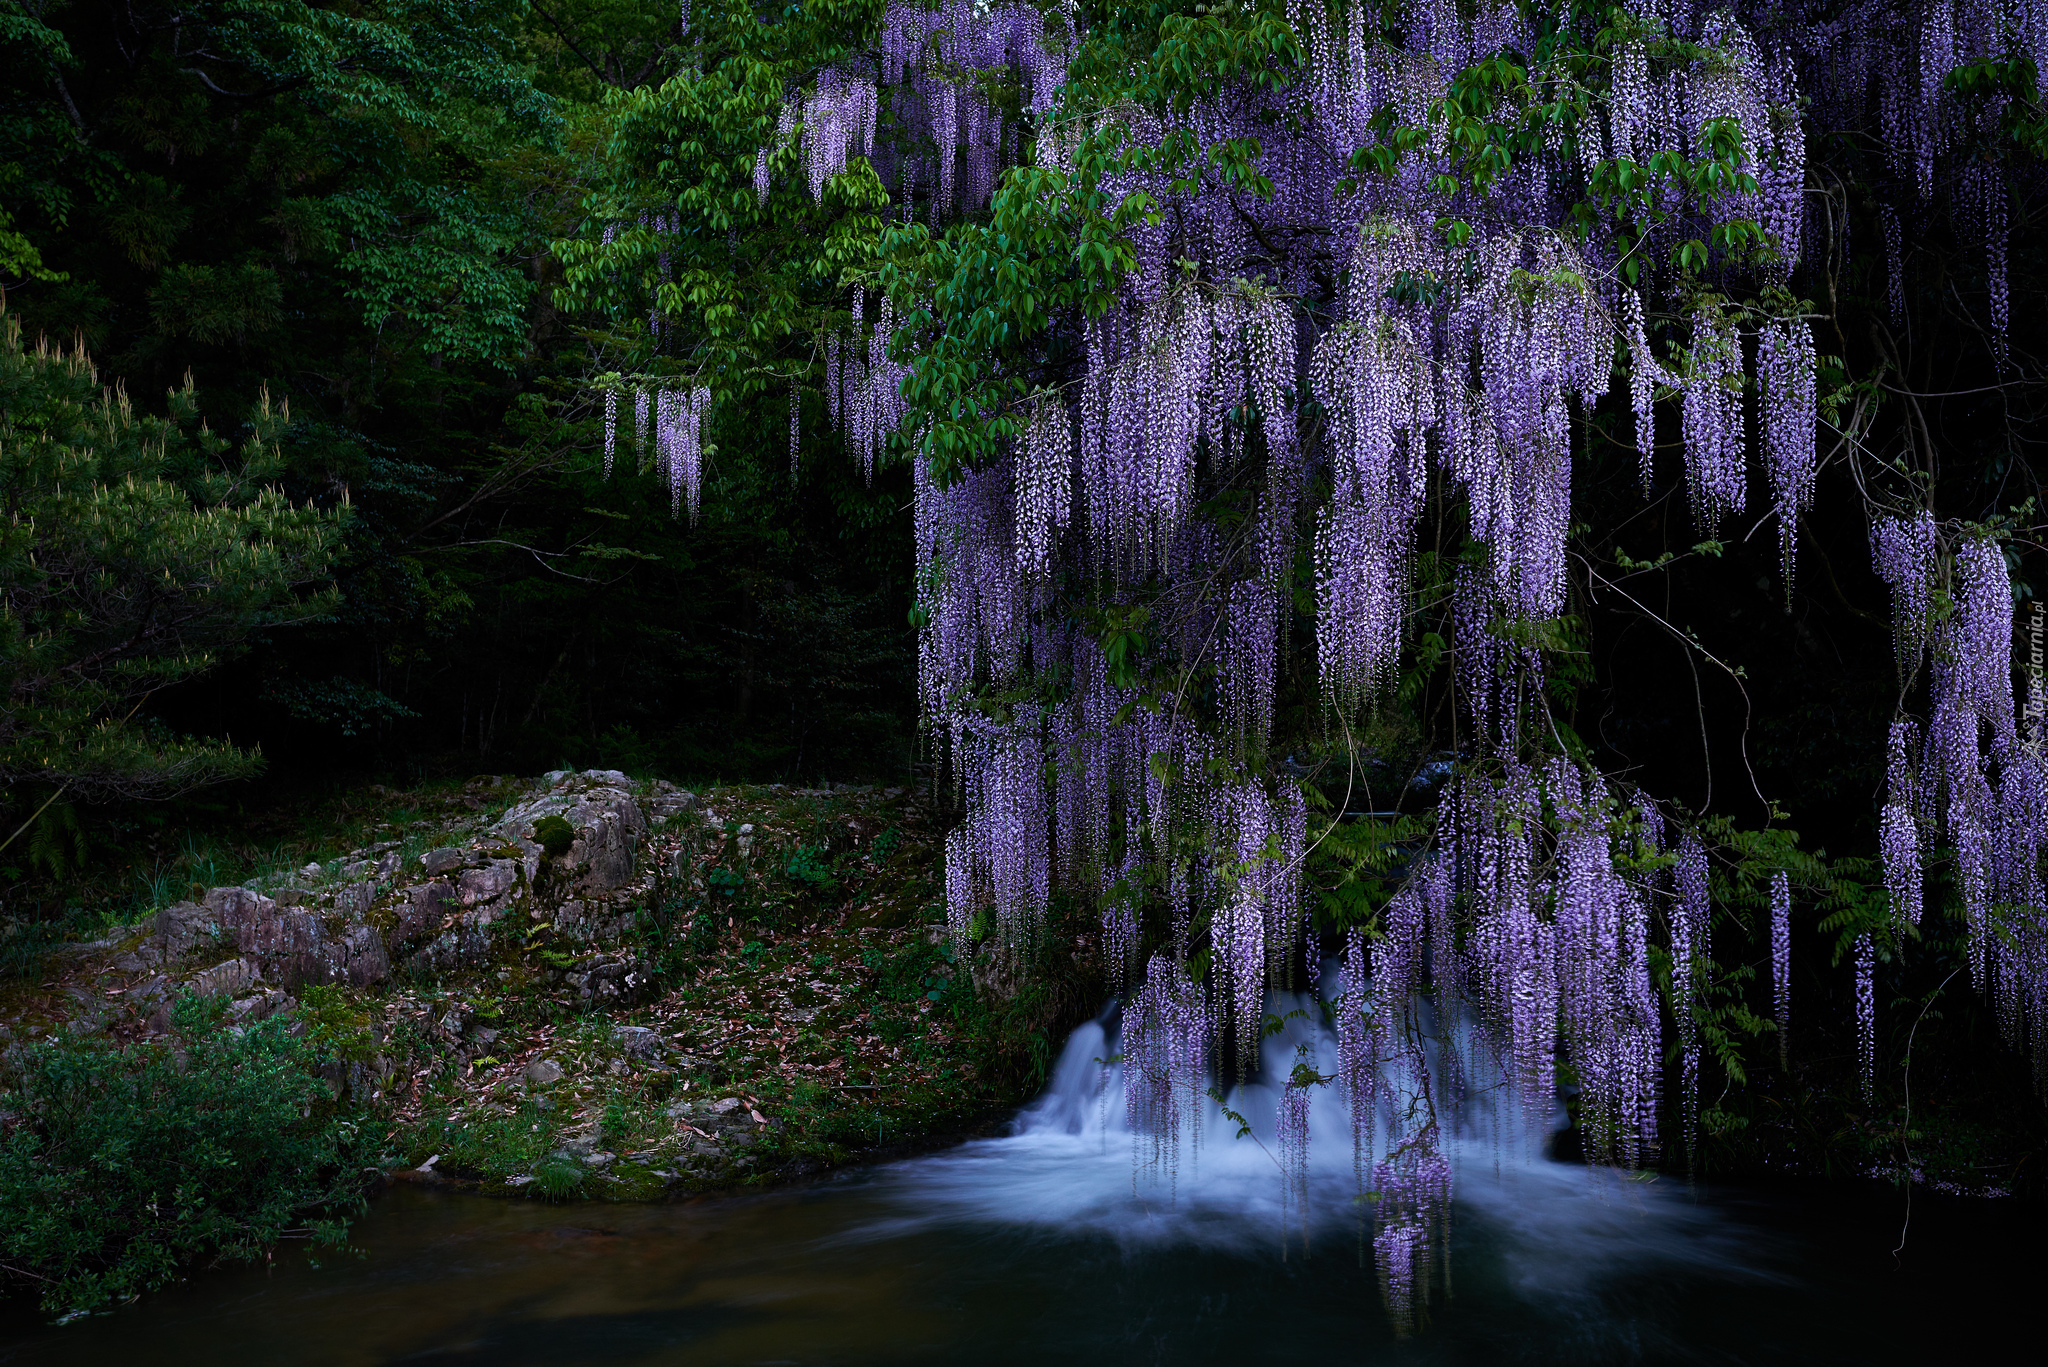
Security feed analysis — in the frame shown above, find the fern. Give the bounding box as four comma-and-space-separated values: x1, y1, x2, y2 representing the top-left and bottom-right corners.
23, 798, 87, 881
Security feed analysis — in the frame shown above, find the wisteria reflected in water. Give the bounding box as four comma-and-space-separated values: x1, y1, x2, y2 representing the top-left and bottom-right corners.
0, 1016, 2035, 1366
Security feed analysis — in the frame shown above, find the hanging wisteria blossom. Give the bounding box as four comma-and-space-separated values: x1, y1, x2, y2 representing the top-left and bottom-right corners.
1771, 871, 1792, 1068
570, 0, 2048, 1333
1760, 318, 1818, 588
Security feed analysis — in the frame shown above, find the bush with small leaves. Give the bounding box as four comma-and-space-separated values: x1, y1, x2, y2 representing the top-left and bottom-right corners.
0, 995, 368, 1318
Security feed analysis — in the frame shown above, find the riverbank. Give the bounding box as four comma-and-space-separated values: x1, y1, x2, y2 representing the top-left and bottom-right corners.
0, 771, 1092, 1208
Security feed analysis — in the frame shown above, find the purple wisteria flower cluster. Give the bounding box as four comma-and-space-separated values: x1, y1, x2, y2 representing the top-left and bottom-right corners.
1862, 0, 2045, 346
1760, 318, 1818, 587
829, 289, 912, 482
881, 0, 1830, 1317
1772, 870, 1793, 1069
758, 2, 1066, 223
1873, 523, 2048, 1049
594, 0, 2048, 1331
599, 383, 711, 521
1122, 952, 1212, 1192
1322, 760, 1681, 1324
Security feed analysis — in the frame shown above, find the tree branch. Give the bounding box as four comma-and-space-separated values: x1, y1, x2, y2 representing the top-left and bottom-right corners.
178, 68, 311, 102
533, 5, 613, 86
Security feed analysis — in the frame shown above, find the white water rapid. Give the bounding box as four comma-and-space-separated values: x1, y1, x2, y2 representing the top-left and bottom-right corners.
850, 982, 1771, 1310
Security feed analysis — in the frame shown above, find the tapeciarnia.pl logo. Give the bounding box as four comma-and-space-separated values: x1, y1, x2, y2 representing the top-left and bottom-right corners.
2026, 601, 2046, 754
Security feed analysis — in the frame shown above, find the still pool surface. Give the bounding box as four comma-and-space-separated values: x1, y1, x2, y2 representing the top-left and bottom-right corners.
0, 1163, 2032, 1365
1, 1015, 2034, 1364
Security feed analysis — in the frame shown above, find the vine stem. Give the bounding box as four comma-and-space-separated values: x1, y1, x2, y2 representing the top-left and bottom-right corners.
0, 695, 152, 859
0, 783, 69, 862
1893, 968, 1961, 1263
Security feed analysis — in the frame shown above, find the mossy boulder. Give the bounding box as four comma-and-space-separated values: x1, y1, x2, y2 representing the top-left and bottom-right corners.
533, 815, 575, 859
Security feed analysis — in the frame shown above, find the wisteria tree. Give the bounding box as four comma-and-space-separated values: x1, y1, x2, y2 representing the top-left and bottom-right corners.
559, 0, 2047, 1327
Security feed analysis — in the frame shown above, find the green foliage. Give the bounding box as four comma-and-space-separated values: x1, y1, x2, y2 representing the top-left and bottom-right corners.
409, 1099, 563, 1188
0, 315, 340, 804
529, 1154, 585, 1200
1705, 819, 1890, 963
0, 996, 368, 1318
296, 984, 381, 1064
862, 937, 962, 1006
783, 845, 838, 893
4, 0, 558, 362
258, 677, 420, 738
601, 1099, 628, 1146
553, 0, 892, 393
1308, 811, 1435, 933
19, 795, 89, 880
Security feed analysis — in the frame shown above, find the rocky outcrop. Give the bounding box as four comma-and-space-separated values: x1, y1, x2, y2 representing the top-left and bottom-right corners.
306, 771, 693, 977
1, 772, 986, 1208
153, 901, 219, 956
491, 771, 692, 895
103, 772, 720, 1039
153, 885, 395, 991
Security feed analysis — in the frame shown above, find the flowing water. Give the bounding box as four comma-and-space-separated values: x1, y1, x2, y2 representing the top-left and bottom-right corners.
0, 1013, 2034, 1365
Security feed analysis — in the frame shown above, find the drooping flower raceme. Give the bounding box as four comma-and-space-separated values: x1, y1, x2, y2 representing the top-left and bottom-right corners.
581, 0, 2048, 1333
1771, 871, 1792, 1067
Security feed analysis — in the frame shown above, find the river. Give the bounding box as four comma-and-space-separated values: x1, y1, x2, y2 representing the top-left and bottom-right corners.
0, 1015, 2034, 1364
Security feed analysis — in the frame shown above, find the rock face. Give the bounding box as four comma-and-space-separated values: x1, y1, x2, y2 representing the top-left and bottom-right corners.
131, 768, 689, 1028
420, 847, 464, 876
457, 860, 521, 908
192, 958, 259, 999
394, 880, 454, 950
494, 771, 651, 894
326, 924, 393, 986
208, 887, 306, 957
153, 902, 219, 956
163, 884, 395, 990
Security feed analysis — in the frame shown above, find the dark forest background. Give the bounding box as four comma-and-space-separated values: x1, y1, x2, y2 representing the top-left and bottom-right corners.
4, 0, 926, 908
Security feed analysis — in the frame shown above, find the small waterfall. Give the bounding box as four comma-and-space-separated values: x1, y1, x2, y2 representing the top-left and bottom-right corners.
867, 981, 1750, 1330
888, 978, 1430, 1247
877, 995, 1337, 1245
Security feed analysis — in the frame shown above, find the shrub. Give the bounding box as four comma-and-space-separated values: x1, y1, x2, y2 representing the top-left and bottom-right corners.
0, 996, 368, 1317
863, 939, 955, 1005
783, 845, 836, 890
